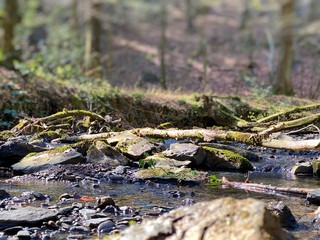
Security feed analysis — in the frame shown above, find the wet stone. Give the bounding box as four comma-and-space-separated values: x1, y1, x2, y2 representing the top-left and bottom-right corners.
307, 190, 320, 205
95, 196, 116, 209
291, 162, 313, 176
84, 218, 113, 228
3, 226, 23, 235
16, 230, 31, 239
97, 220, 115, 233
267, 201, 297, 229
0, 189, 11, 200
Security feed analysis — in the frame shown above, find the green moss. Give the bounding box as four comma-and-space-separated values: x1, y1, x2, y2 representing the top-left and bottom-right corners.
47, 145, 72, 154
136, 166, 207, 182
11, 120, 29, 132
0, 130, 14, 141
37, 130, 63, 141
116, 137, 144, 152
24, 152, 38, 158
226, 131, 261, 145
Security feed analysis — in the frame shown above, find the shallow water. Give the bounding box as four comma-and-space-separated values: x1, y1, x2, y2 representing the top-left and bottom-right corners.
1, 171, 320, 239
1, 143, 320, 239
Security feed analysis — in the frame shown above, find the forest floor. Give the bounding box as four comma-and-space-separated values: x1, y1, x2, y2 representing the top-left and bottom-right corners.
104, 0, 320, 99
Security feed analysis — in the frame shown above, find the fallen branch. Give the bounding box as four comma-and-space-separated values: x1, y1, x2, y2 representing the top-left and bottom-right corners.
222, 177, 313, 197
256, 103, 320, 123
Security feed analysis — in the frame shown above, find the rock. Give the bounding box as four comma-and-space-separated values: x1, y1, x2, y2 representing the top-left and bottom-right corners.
133, 166, 207, 184
0, 206, 58, 230
16, 230, 31, 239
0, 189, 11, 199
312, 159, 320, 176
267, 201, 297, 229
79, 209, 96, 220
307, 189, 320, 205
162, 143, 206, 166
115, 135, 156, 160
95, 196, 116, 209
97, 220, 115, 233
119, 197, 293, 240
0, 140, 45, 167
144, 154, 192, 168
202, 146, 253, 171
199, 142, 260, 162
12, 146, 85, 174
3, 226, 23, 235
106, 133, 137, 145
84, 218, 112, 228
86, 141, 129, 166
291, 162, 313, 176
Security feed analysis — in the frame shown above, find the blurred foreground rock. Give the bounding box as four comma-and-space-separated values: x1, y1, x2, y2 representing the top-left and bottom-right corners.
120, 197, 294, 240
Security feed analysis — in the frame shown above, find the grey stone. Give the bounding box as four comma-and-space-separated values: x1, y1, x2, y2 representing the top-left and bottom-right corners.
0, 140, 45, 167
0, 189, 11, 199
12, 146, 85, 174
0, 206, 58, 230
119, 197, 293, 240
16, 230, 31, 239
145, 154, 192, 168
115, 135, 156, 160
84, 218, 113, 228
97, 220, 115, 233
267, 201, 297, 229
86, 141, 129, 166
307, 189, 320, 205
163, 143, 206, 165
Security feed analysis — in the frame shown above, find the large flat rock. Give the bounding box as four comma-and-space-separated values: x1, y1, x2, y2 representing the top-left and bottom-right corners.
12, 146, 85, 173
120, 197, 294, 240
0, 206, 58, 230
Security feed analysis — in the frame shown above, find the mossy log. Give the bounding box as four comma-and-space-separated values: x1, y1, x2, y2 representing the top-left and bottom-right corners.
40, 109, 107, 123
222, 177, 313, 197
58, 127, 320, 150
257, 103, 320, 123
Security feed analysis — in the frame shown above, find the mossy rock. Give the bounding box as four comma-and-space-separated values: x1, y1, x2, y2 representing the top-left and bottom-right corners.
115, 136, 156, 160
133, 166, 207, 184
202, 146, 253, 171
86, 140, 130, 166
0, 130, 14, 141
37, 130, 64, 141
12, 145, 85, 173
144, 154, 192, 168
312, 159, 320, 176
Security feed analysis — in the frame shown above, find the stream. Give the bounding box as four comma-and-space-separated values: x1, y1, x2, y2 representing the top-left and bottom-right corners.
1, 142, 320, 239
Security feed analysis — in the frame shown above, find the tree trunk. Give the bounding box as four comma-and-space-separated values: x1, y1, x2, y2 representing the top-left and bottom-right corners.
273, 0, 295, 96
159, 0, 167, 90
84, 0, 102, 77
185, 0, 195, 32
2, 0, 21, 67
71, 0, 79, 31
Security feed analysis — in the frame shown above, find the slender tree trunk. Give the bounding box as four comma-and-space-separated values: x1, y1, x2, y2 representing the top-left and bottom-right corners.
2, 0, 20, 66
159, 0, 167, 90
84, 0, 102, 77
273, 0, 295, 96
308, 0, 320, 22
185, 0, 195, 32
71, 0, 79, 32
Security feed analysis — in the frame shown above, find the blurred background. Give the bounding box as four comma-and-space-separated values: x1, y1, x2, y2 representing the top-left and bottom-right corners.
0, 0, 319, 98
